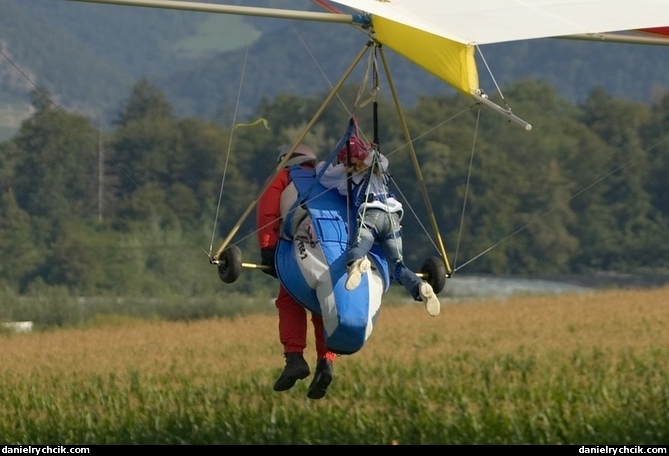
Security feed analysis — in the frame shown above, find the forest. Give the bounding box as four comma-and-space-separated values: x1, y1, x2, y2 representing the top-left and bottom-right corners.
0, 78, 668, 300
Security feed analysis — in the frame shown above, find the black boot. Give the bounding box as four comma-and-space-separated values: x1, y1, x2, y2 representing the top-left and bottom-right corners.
273, 352, 310, 392
307, 359, 333, 399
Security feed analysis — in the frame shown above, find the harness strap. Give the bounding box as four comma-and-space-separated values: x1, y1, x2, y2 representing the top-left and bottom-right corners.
282, 166, 313, 240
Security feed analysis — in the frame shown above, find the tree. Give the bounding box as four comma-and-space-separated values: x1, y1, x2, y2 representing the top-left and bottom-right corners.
114, 78, 173, 127
0, 190, 41, 290
0, 139, 20, 189
578, 88, 658, 270
642, 92, 669, 218
12, 88, 100, 221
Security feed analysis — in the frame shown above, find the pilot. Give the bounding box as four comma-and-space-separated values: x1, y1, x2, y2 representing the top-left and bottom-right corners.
256, 143, 336, 400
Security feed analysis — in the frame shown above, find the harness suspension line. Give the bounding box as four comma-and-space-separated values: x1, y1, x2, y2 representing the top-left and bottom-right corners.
348, 46, 380, 246
368, 50, 404, 261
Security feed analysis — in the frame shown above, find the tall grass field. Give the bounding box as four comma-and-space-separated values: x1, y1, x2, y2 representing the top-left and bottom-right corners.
1, 287, 668, 444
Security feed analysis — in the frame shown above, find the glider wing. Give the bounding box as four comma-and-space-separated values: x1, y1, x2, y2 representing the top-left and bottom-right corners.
330, 0, 669, 96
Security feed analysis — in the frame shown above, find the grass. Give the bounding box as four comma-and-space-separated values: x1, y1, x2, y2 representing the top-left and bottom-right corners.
0, 286, 667, 444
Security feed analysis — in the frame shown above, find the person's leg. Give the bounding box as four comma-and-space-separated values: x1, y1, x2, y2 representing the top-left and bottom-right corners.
273, 286, 310, 391
345, 212, 377, 265
418, 280, 441, 317
378, 212, 404, 266
311, 313, 336, 362
276, 285, 308, 353
381, 213, 441, 316
379, 212, 413, 292
345, 210, 379, 290
393, 262, 440, 317
308, 313, 336, 400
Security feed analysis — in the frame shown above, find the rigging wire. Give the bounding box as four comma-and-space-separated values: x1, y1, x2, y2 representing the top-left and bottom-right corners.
0, 50, 67, 118
351, 47, 379, 117
453, 134, 669, 273
453, 106, 482, 272
475, 44, 511, 110
383, 106, 477, 255
289, 21, 356, 118
207, 39, 252, 258
0, 48, 209, 263
0, 48, 144, 196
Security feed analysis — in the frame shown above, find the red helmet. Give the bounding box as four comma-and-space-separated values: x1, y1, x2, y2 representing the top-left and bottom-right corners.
277, 143, 317, 167
337, 135, 370, 165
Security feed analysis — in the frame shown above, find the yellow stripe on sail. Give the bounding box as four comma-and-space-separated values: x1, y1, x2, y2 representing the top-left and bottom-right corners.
372, 16, 478, 96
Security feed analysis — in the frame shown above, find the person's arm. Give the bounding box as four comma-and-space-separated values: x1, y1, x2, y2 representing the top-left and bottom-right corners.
364, 150, 388, 172
257, 169, 290, 249
317, 162, 349, 195
377, 152, 389, 172
256, 169, 291, 278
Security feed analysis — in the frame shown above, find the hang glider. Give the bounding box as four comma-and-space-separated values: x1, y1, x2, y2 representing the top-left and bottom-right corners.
60, 0, 669, 355
68, 0, 669, 128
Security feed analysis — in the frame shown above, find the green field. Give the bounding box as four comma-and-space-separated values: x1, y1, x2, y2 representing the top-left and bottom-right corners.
1, 287, 668, 444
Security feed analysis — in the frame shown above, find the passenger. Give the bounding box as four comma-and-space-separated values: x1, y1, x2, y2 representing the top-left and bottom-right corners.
316, 137, 440, 316
256, 143, 337, 400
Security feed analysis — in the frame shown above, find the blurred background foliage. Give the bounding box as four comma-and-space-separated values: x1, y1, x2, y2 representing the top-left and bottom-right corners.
0, 77, 668, 326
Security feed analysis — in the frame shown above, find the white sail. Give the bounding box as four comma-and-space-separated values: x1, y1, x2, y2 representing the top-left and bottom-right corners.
330, 0, 669, 45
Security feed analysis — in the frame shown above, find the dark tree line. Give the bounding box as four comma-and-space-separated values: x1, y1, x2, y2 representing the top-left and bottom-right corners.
0, 78, 667, 296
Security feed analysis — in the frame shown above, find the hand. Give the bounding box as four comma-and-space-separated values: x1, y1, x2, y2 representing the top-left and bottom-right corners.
260, 247, 278, 278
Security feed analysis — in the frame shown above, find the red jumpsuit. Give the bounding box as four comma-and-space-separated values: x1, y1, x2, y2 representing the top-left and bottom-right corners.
257, 165, 335, 362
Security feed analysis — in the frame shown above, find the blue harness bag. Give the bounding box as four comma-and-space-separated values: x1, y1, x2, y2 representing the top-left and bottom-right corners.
276, 166, 389, 354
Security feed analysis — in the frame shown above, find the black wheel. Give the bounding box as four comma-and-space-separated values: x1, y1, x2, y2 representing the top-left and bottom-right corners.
421, 256, 447, 294
217, 245, 242, 283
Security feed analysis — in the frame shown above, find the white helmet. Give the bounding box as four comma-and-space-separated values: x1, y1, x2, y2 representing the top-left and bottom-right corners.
277, 143, 317, 167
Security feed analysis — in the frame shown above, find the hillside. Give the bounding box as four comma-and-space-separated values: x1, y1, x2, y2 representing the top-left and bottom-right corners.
1, 0, 668, 138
